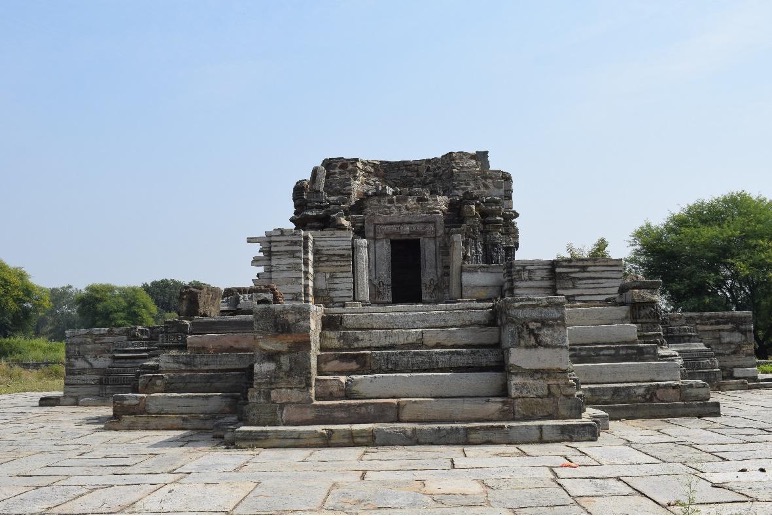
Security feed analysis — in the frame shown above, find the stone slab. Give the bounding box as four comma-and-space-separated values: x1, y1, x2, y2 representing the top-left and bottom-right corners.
346, 372, 507, 398
565, 306, 630, 326
567, 324, 638, 345
590, 401, 721, 420
328, 309, 495, 330
144, 393, 241, 415
573, 361, 681, 384
397, 398, 514, 422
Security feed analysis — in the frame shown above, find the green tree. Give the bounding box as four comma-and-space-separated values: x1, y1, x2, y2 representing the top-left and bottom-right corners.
141, 279, 186, 314
0, 260, 50, 338
628, 191, 772, 358
557, 237, 611, 259
35, 285, 82, 341
75, 284, 158, 328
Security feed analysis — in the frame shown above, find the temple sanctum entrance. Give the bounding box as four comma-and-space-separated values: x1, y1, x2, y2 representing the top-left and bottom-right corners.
366, 214, 444, 304
390, 239, 422, 303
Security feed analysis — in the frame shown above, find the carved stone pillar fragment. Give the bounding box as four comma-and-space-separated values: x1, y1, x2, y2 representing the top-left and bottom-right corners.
353, 238, 369, 303
449, 234, 463, 300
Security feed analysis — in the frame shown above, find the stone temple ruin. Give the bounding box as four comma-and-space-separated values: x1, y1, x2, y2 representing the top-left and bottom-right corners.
43, 151, 763, 447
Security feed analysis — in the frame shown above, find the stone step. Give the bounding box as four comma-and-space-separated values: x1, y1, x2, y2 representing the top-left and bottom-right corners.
324, 301, 494, 314
573, 361, 682, 384
317, 348, 503, 375
157, 352, 255, 371
186, 334, 259, 353
683, 369, 723, 386
567, 324, 639, 346
582, 380, 711, 405
189, 315, 254, 334
569, 343, 659, 364
113, 393, 242, 416
317, 372, 507, 400
565, 306, 630, 326
231, 419, 598, 448
320, 327, 500, 351
279, 397, 526, 425
138, 372, 248, 394
105, 414, 239, 431
323, 309, 495, 331
588, 401, 721, 420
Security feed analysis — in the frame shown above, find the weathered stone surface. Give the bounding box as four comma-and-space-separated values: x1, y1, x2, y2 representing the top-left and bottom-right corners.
327, 309, 495, 330
318, 348, 503, 374
346, 372, 507, 399
397, 398, 514, 422
590, 401, 721, 419
144, 393, 241, 415
569, 343, 659, 364
282, 400, 399, 425
567, 324, 638, 345
565, 306, 630, 326
138, 372, 247, 394
314, 375, 347, 400
158, 352, 254, 370
189, 315, 254, 334
186, 333, 258, 353
178, 285, 222, 317
573, 361, 681, 384
320, 326, 500, 350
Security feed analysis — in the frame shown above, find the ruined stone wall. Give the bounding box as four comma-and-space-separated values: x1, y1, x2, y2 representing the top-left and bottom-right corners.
677, 312, 758, 381
291, 151, 519, 267
61, 326, 159, 406
249, 229, 312, 304
503, 259, 624, 302
309, 230, 354, 307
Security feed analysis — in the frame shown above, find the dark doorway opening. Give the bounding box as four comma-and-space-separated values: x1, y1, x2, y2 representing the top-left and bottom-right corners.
390, 239, 422, 303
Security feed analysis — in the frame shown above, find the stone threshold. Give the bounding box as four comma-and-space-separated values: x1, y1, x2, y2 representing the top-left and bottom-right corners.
228, 419, 599, 448
323, 301, 494, 314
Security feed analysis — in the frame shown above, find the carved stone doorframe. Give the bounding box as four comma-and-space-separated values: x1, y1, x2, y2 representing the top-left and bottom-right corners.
365, 214, 444, 304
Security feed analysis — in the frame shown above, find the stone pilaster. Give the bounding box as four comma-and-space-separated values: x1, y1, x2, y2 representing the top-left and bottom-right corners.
497, 296, 582, 420
449, 233, 463, 300
245, 304, 323, 425
353, 238, 370, 303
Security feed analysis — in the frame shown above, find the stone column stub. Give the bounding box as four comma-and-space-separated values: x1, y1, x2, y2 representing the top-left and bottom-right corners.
353, 238, 370, 303
449, 234, 463, 300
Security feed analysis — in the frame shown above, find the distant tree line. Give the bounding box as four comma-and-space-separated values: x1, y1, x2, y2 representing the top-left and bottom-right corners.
0, 263, 209, 341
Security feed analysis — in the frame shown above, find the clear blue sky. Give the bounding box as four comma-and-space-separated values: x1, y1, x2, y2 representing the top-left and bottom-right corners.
2, 1, 770, 289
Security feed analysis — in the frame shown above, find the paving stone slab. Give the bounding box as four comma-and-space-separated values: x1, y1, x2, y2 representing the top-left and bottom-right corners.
488, 487, 575, 509
622, 474, 748, 505
557, 478, 637, 497
575, 495, 671, 514
127, 482, 256, 513
629, 442, 724, 463
324, 486, 436, 512
233, 480, 333, 514
553, 462, 695, 478
51, 484, 162, 514
0, 485, 90, 514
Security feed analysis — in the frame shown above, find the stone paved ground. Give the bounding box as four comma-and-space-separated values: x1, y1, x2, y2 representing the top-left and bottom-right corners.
1, 390, 771, 514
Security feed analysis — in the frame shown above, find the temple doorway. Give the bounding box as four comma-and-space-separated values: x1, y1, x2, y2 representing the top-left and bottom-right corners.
390, 239, 422, 303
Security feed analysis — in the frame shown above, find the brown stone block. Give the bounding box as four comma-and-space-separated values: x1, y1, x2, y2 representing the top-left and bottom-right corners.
514, 397, 558, 420
113, 394, 147, 416
242, 403, 283, 425
186, 334, 258, 353
315, 376, 347, 400
255, 333, 313, 353
317, 352, 371, 374
271, 388, 313, 404
282, 400, 398, 425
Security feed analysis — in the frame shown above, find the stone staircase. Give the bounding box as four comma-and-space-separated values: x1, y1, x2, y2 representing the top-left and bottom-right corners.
105, 317, 253, 432
663, 323, 723, 387
566, 304, 720, 419
232, 302, 599, 447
